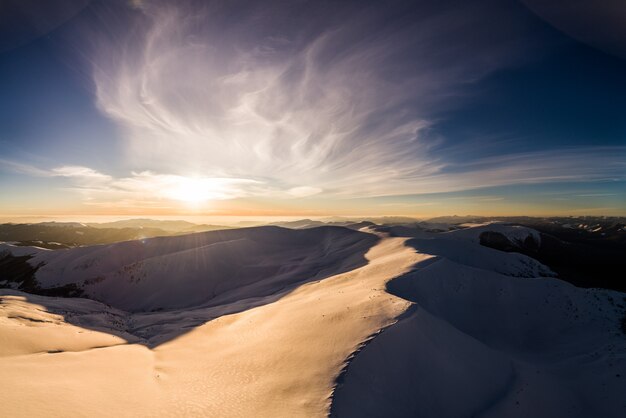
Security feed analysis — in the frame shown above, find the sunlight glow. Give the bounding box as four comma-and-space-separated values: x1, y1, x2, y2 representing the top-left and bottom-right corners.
165, 177, 226, 203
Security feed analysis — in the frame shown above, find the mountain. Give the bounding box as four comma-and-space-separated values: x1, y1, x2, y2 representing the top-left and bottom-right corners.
0, 223, 173, 247
0, 221, 232, 249
1, 223, 624, 417
424, 215, 485, 224
0, 226, 376, 312
321, 216, 422, 224
332, 253, 625, 417
269, 219, 376, 230
86, 218, 231, 233
38, 221, 88, 228
269, 219, 328, 229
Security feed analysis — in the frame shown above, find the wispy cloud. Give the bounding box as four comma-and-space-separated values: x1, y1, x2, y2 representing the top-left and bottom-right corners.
575, 193, 618, 197
2, 144, 624, 209
52, 166, 112, 180
0, 161, 264, 207
88, 0, 551, 199
60, 169, 265, 206
0, 158, 51, 177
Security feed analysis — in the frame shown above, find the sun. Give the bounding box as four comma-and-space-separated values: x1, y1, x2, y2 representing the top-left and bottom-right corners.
159, 175, 250, 204
166, 177, 218, 203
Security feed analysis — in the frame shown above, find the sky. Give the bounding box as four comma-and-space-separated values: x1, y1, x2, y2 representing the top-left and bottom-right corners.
0, 0, 625, 220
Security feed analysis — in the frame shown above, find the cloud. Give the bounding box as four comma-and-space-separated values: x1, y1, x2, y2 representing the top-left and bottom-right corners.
0, 158, 51, 176
52, 166, 112, 180
89, 0, 546, 199
423, 147, 626, 194
287, 186, 323, 198
574, 193, 618, 197
4, 0, 615, 212
44, 145, 625, 208
3, 142, 624, 211
41, 166, 263, 207
112, 171, 260, 201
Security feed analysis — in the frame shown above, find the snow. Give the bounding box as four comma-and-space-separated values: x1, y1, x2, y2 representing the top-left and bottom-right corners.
332, 229, 626, 418
0, 243, 49, 257
444, 221, 542, 245
0, 230, 423, 417
9, 226, 378, 312
0, 223, 624, 417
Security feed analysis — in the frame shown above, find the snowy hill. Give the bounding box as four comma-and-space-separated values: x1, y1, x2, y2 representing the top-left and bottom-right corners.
1, 226, 377, 312
332, 250, 626, 417
0, 223, 624, 417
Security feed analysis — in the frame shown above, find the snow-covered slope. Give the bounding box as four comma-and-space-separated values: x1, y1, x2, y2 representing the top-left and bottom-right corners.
444, 221, 541, 245
373, 222, 552, 277
0, 230, 423, 417
1, 223, 624, 417
331, 229, 626, 418
1, 226, 377, 312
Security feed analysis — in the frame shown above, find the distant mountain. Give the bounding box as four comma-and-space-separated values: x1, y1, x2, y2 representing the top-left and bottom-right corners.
0, 223, 173, 247
364, 216, 421, 225
0, 219, 234, 249
37, 221, 88, 228
320, 216, 421, 225
269, 219, 380, 230
269, 219, 328, 229
86, 218, 230, 232
424, 215, 486, 224
270, 217, 420, 229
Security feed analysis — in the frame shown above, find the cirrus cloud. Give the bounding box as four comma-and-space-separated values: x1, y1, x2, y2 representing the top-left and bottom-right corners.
89, 0, 547, 198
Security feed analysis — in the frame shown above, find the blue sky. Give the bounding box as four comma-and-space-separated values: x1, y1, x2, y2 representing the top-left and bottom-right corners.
0, 0, 624, 218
